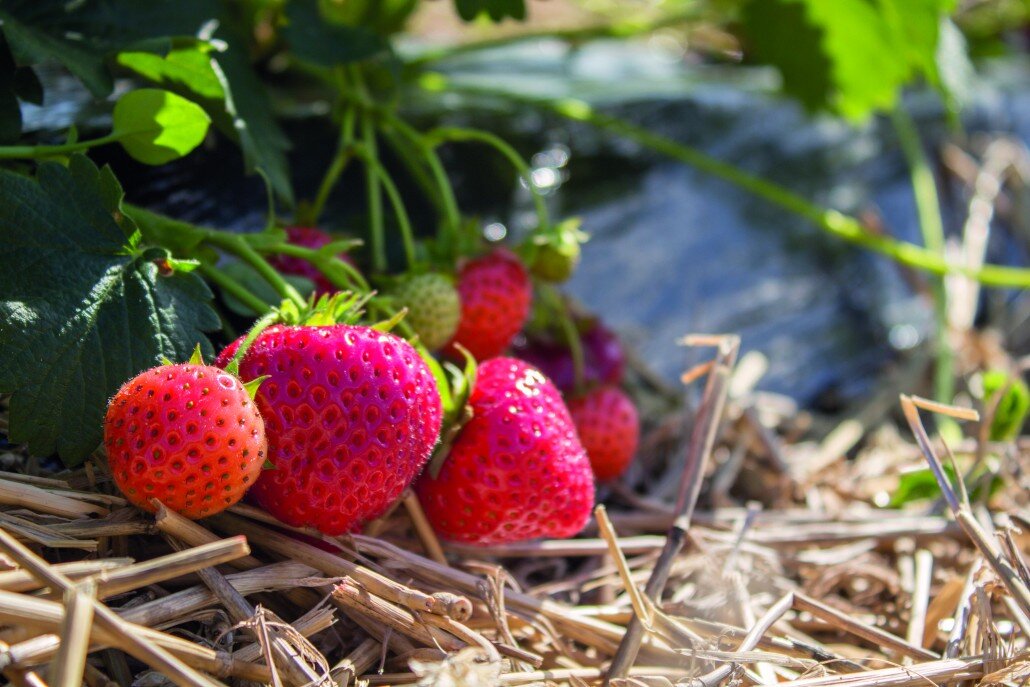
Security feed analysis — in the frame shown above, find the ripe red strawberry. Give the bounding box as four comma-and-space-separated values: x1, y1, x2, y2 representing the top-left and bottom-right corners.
216, 324, 442, 535
417, 358, 594, 545
568, 385, 639, 481
446, 250, 531, 361
269, 226, 354, 294
391, 272, 460, 351
104, 364, 267, 519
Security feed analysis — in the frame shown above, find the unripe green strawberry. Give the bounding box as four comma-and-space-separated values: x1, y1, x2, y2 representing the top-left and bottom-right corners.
531, 240, 580, 283
391, 272, 460, 351
527, 219, 587, 284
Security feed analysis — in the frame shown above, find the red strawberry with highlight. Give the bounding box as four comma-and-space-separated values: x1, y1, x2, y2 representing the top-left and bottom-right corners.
568, 385, 639, 481
216, 324, 442, 535
104, 363, 267, 519
446, 250, 531, 361
269, 226, 354, 295
417, 358, 594, 545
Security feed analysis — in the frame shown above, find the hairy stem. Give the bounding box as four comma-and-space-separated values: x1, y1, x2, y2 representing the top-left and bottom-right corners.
203, 233, 306, 309
354, 145, 418, 269
382, 113, 461, 248
262, 242, 371, 292
310, 107, 357, 223
198, 263, 272, 315
421, 76, 1030, 289
891, 106, 954, 406
429, 126, 550, 231
0, 133, 121, 159
361, 116, 387, 273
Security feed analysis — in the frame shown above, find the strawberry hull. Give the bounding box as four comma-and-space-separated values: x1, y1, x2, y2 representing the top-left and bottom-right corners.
217, 324, 442, 535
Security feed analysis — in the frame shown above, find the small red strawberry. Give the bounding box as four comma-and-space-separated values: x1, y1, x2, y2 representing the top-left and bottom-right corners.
568, 385, 639, 481
391, 272, 460, 351
417, 358, 594, 545
104, 363, 267, 519
216, 324, 442, 535
446, 250, 531, 361
269, 226, 354, 294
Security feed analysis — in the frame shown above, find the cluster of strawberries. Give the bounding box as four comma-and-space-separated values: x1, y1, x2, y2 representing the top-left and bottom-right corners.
103, 227, 640, 546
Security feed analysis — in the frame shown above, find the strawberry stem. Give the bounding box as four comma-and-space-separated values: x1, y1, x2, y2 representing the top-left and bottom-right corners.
542, 284, 586, 394
225, 310, 280, 377
197, 263, 272, 315
354, 144, 418, 269
428, 126, 551, 232
263, 242, 370, 292
382, 114, 461, 257
203, 232, 307, 310
310, 104, 357, 225
361, 115, 387, 273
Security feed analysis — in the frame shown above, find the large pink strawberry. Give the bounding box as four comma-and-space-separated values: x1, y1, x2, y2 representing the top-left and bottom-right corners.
217, 324, 442, 534
269, 226, 354, 295
445, 250, 531, 361
417, 358, 594, 545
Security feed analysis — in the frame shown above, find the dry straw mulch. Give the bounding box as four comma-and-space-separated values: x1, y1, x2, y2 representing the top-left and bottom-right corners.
0, 334, 1027, 687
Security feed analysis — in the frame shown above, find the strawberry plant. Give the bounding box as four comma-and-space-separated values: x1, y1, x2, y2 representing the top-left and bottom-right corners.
0, 0, 1026, 537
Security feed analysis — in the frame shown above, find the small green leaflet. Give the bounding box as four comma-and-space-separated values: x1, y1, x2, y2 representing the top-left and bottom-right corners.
117, 44, 227, 102
982, 370, 1030, 442
0, 156, 219, 465
741, 0, 957, 121
112, 89, 211, 165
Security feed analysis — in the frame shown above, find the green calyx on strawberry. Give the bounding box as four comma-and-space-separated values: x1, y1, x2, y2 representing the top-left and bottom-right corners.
216, 322, 443, 535
417, 357, 594, 545
523, 218, 588, 284
387, 271, 461, 351
104, 346, 268, 520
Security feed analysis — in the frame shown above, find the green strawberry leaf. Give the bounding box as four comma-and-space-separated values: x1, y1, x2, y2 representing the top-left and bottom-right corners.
112, 89, 211, 165
982, 370, 1030, 442
282, 0, 387, 68
0, 156, 220, 465
889, 462, 1003, 507
117, 43, 227, 103
741, 0, 957, 121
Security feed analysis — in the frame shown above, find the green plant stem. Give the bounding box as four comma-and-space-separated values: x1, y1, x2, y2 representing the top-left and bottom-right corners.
310, 106, 357, 223
203, 232, 307, 309
542, 285, 585, 393
225, 310, 281, 376
382, 113, 461, 247
422, 75, 1030, 289
354, 145, 418, 269
264, 242, 371, 292
891, 106, 954, 406
380, 127, 445, 213
0, 133, 121, 159
429, 126, 550, 230
360, 116, 387, 273
198, 263, 272, 315
407, 8, 704, 68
